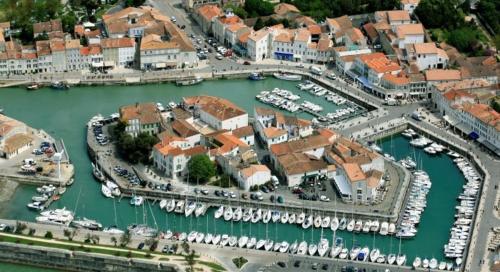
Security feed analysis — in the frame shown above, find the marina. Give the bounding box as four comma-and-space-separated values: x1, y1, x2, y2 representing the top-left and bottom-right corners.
0, 80, 481, 269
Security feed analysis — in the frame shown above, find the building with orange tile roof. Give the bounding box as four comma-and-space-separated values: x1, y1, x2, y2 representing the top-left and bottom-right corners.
100, 38, 136, 68
231, 125, 255, 146
431, 79, 499, 155
139, 34, 186, 69
236, 164, 272, 191
326, 16, 353, 37
406, 43, 448, 71
254, 106, 313, 147
274, 3, 300, 16
33, 19, 63, 39
193, 4, 222, 34
152, 134, 209, 179
354, 52, 402, 85
119, 102, 163, 137
212, 11, 242, 45
374, 10, 411, 30
395, 23, 424, 49
183, 96, 248, 131
0, 114, 32, 159
425, 69, 461, 83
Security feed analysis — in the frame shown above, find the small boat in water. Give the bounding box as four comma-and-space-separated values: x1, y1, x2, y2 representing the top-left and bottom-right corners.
248, 72, 265, 80
50, 81, 69, 90
214, 206, 224, 219
413, 257, 421, 268
166, 199, 176, 212
176, 76, 203, 86
273, 72, 302, 81
129, 196, 144, 206
103, 226, 124, 235
72, 217, 102, 230
101, 184, 113, 198
26, 83, 41, 90
297, 241, 307, 255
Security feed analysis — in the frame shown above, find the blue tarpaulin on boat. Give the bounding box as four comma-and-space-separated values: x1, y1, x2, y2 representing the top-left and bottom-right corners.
468, 131, 479, 140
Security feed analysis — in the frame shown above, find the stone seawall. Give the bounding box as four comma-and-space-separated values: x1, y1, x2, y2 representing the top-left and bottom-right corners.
0, 242, 179, 272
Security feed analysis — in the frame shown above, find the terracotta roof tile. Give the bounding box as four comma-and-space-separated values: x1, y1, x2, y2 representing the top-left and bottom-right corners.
120, 102, 162, 125
274, 3, 300, 16
183, 96, 247, 121
424, 69, 461, 81
240, 164, 270, 179
196, 4, 222, 21
232, 125, 254, 138
101, 37, 135, 48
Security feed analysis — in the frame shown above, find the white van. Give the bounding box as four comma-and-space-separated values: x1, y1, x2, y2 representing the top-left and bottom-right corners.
23, 158, 36, 165
310, 66, 323, 75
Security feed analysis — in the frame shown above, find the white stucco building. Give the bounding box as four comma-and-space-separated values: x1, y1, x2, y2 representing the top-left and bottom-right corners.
183, 96, 248, 131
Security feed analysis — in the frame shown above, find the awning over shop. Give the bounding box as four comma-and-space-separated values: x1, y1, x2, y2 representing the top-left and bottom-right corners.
468, 131, 479, 140
333, 174, 352, 197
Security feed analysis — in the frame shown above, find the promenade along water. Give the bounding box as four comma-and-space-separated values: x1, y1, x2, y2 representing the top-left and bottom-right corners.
0, 80, 465, 264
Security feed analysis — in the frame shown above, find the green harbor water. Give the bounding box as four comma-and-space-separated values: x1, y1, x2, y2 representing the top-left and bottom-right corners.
0, 79, 466, 269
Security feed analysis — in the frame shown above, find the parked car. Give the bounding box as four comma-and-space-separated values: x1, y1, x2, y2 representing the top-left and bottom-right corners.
201, 189, 209, 195
243, 61, 250, 65
162, 245, 169, 253
137, 242, 145, 250
215, 53, 223, 60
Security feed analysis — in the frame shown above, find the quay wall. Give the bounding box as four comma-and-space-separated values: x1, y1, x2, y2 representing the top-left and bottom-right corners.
0, 173, 68, 187
0, 242, 178, 272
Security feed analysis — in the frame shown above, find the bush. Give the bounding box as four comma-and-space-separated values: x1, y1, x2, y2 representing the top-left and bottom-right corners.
44, 231, 53, 239
187, 154, 215, 183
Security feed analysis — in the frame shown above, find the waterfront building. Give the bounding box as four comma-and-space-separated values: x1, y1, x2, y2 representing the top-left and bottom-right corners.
139, 34, 182, 70
247, 28, 272, 62
224, 23, 251, 48
171, 119, 201, 146
334, 47, 372, 74
65, 39, 82, 71
326, 137, 384, 204
101, 38, 136, 68
431, 79, 500, 155
182, 96, 248, 131
153, 135, 209, 179
353, 52, 402, 86
254, 107, 312, 147
325, 16, 353, 40
119, 102, 163, 137
394, 23, 424, 49
212, 11, 242, 46
35, 41, 53, 74
49, 40, 66, 73
0, 115, 33, 159
237, 164, 272, 191
102, 7, 168, 38
193, 5, 222, 35
405, 42, 448, 71
80, 45, 103, 70
400, 0, 420, 14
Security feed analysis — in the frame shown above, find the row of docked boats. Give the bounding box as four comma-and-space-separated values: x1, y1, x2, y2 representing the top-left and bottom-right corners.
35, 207, 74, 226
396, 170, 432, 239
163, 229, 409, 266
403, 128, 448, 155
92, 162, 122, 199
27, 185, 59, 211
270, 87, 300, 101
213, 206, 397, 235
412, 256, 456, 270
256, 91, 300, 113
443, 155, 481, 264
159, 199, 208, 217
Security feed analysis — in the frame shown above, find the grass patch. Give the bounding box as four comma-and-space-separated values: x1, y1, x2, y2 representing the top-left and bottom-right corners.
0, 234, 148, 259
232, 257, 247, 269
198, 260, 226, 271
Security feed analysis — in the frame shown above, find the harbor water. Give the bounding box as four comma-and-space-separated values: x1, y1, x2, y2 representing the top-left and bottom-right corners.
0, 79, 466, 266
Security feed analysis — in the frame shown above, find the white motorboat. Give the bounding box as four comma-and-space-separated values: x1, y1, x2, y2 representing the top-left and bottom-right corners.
339, 248, 349, 259
103, 226, 124, 235
105, 181, 121, 197
178, 232, 187, 241
362, 220, 371, 233
214, 206, 224, 219
228, 236, 237, 247
238, 236, 249, 248
101, 184, 113, 198
166, 199, 176, 212
246, 237, 256, 249
354, 220, 363, 232
439, 261, 447, 270
387, 254, 396, 265
32, 195, 48, 202
187, 231, 197, 242
271, 210, 280, 223
331, 217, 339, 231
159, 199, 167, 210
128, 224, 157, 237
358, 247, 369, 262
280, 212, 289, 224
256, 239, 266, 250
349, 246, 360, 260
232, 207, 243, 221
288, 213, 296, 224
195, 232, 205, 243
185, 201, 196, 217
264, 239, 274, 251
308, 243, 318, 256
204, 233, 213, 244
317, 238, 329, 257
388, 223, 396, 234
429, 258, 438, 269
339, 217, 347, 230
369, 248, 380, 262
289, 241, 298, 254
27, 201, 44, 211
279, 241, 289, 253
212, 234, 221, 245
370, 220, 380, 232
297, 212, 306, 224
347, 219, 355, 232
302, 215, 313, 229
130, 196, 144, 206
242, 208, 252, 222
263, 210, 272, 223
321, 216, 331, 228
174, 200, 185, 213
297, 241, 308, 255
273, 72, 302, 81
251, 208, 262, 223
446, 262, 454, 270
220, 234, 229, 246
396, 254, 406, 266
379, 221, 389, 235
413, 257, 421, 268
71, 217, 102, 230
314, 215, 322, 228
422, 258, 429, 268
223, 207, 233, 221
194, 203, 205, 217
331, 245, 342, 258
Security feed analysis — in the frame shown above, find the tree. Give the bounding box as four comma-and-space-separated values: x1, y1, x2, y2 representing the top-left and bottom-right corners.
187, 154, 215, 183
244, 0, 274, 17
110, 236, 118, 246
14, 222, 27, 234
28, 228, 36, 236
448, 27, 479, 52
185, 250, 196, 271
91, 234, 100, 244
120, 232, 131, 247
125, 0, 146, 7
63, 229, 76, 241
254, 18, 265, 31
44, 231, 53, 239
181, 241, 190, 254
